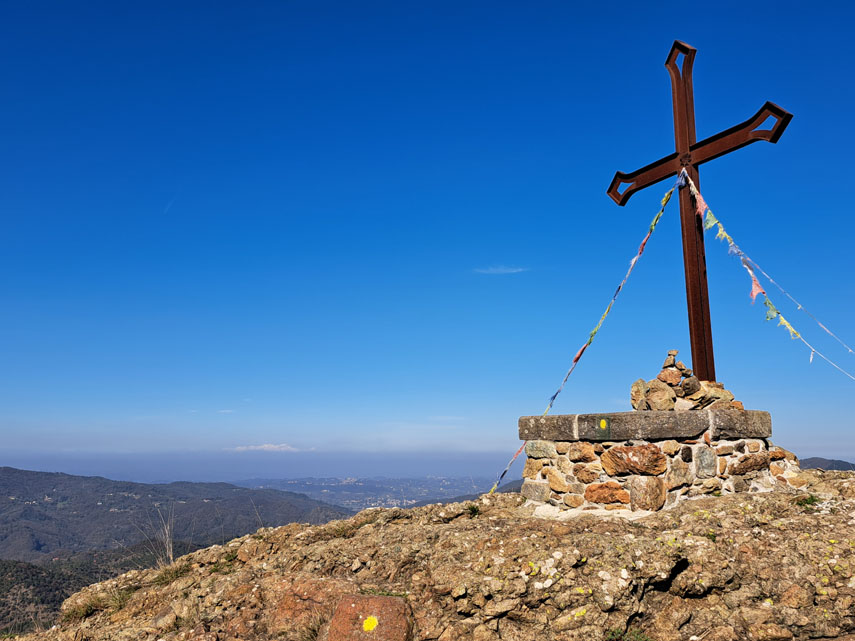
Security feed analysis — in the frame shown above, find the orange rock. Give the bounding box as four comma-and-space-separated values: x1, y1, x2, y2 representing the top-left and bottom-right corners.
602, 444, 667, 476
718, 458, 727, 475
731, 400, 745, 410
573, 463, 600, 484
769, 463, 784, 477
566, 442, 597, 463
657, 367, 682, 386
585, 481, 630, 504
728, 452, 770, 476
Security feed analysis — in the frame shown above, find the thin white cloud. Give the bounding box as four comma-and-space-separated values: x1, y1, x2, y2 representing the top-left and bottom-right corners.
228, 443, 300, 452
474, 266, 528, 275
217, 409, 234, 414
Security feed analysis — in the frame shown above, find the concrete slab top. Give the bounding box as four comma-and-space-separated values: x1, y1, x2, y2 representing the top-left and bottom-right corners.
518, 409, 771, 442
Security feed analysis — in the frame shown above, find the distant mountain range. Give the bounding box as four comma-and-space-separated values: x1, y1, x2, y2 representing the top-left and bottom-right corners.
800, 457, 855, 471
0, 466, 352, 563
0, 466, 355, 634
235, 476, 494, 510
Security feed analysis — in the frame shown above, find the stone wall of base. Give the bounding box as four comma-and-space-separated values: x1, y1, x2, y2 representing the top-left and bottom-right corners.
520, 431, 803, 513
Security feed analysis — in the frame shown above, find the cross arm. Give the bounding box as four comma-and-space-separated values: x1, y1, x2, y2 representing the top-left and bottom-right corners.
689, 101, 792, 166
607, 101, 792, 206
606, 152, 682, 206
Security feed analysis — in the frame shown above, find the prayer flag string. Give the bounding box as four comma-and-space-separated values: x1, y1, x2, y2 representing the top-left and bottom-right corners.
488, 177, 681, 494
681, 172, 855, 382
541, 178, 679, 416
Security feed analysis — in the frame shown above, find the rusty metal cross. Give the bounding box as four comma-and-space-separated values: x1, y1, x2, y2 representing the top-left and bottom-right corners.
607, 40, 792, 382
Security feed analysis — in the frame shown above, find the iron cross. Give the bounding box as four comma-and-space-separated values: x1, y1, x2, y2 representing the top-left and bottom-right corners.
607, 40, 792, 382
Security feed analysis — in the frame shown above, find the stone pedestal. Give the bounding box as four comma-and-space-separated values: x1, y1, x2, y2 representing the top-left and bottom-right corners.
518, 410, 801, 513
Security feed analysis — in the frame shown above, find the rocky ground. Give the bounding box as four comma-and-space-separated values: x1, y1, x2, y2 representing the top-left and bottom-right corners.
19, 470, 855, 641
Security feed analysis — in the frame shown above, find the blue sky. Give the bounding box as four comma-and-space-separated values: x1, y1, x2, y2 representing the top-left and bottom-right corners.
2, 1, 854, 481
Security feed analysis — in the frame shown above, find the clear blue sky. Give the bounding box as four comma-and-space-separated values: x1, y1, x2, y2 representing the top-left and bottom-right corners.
2, 1, 854, 481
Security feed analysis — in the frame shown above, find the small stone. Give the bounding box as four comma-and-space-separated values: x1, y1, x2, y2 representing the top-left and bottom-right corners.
681, 375, 701, 396
646, 379, 677, 411
716, 445, 734, 455
680, 446, 693, 462
522, 458, 545, 479
630, 378, 649, 410
704, 431, 711, 445
665, 457, 693, 490
556, 456, 573, 474
628, 476, 666, 511
554, 442, 571, 454
601, 444, 667, 476
566, 442, 597, 463
584, 481, 630, 504
605, 504, 628, 511
520, 480, 551, 502
674, 385, 685, 397
747, 441, 761, 453
525, 440, 557, 459
718, 458, 727, 475
675, 360, 687, 371
573, 463, 600, 484
707, 399, 735, 410
735, 441, 746, 453
544, 467, 569, 493
731, 476, 748, 492
657, 367, 683, 386
729, 452, 770, 476
769, 462, 784, 476
768, 448, 785, 460
674, 397, 694, 411
778, 584, 812, 609
787, 474, 808, 488
663, 353, 676, 368
731, 400, 745, 410
696, 447, 717, 478
661, 440, 681, 456
563, 494, 584, 508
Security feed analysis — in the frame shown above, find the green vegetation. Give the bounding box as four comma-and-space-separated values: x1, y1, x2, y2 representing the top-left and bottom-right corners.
467, 504, 480, 518
107, 586, 137, 611
795, 494, 820, 507
704, 531, 717, 542
153, 562, 190, 586
61, 595, 107, 622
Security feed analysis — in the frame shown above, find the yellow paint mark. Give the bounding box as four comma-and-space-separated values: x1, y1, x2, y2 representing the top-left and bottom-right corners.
363, 616, 378, 632
599, 419, 607, 429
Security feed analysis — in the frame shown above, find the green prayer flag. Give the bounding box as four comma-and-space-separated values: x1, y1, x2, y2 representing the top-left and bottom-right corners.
704, 210, 719, 231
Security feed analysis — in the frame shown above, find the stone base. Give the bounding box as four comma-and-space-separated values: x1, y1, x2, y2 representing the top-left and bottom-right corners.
518, 410, 803, 513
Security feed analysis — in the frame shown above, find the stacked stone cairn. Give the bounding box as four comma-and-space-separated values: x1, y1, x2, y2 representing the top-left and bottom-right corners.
518, 351, 806, 513
630, 349, 744, 411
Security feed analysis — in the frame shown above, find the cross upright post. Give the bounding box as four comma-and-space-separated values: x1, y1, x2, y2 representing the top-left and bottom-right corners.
607, 40, 792, 382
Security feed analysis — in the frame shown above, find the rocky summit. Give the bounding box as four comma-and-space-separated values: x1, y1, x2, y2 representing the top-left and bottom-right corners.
631, 350, 744, 411
20, 470, 855, 641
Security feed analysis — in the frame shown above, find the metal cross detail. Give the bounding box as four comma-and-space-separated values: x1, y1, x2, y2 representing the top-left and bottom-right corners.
606, 40, 792, 382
